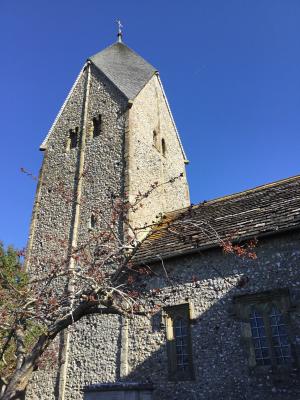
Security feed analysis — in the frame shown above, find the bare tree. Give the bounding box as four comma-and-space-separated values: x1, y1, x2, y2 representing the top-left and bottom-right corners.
0, 172, 256, 400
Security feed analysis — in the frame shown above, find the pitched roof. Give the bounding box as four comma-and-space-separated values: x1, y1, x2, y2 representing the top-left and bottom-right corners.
134, 175, 300, 264
89, 42, 157, 99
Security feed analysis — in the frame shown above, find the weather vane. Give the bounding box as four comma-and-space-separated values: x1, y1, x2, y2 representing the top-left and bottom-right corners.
116, 19, 123, 43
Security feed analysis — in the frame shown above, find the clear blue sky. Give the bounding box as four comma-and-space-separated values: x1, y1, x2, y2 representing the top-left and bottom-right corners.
1, 0, 300, 249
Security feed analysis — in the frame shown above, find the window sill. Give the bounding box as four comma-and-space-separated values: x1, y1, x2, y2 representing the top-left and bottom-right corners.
249, 363, 298, 377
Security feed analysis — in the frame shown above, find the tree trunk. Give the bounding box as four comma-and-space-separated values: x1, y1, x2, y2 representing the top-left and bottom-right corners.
0, 361, 33, 400
1, 389, 26, 400
0, 374, 29, 400
0, 302, 116, 400
0, 334, 49, 400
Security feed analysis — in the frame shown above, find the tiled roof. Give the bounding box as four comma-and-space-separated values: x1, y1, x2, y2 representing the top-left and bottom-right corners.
134, 175, 300, 264
89, 42, 157, 100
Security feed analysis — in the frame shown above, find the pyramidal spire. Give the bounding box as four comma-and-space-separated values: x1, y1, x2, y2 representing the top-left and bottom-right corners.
88, 39, 157, 100
116, 19, 123, 43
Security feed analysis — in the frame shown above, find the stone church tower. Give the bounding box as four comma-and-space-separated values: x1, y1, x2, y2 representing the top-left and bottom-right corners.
26, 35, 190, 399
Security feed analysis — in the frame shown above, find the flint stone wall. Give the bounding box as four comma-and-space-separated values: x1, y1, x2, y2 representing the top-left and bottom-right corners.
126, 75, 190, 236
26, 59, 191, 400
27, 225, 300, 399
26, 69, 89, 400
26, 64, 127, 399
25, 58, 300, 400
125, 230, 300, 400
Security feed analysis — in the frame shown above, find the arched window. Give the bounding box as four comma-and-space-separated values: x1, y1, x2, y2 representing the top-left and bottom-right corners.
249, 307, 270, 366
93, 115, 102, 138
161, 138, 166, 157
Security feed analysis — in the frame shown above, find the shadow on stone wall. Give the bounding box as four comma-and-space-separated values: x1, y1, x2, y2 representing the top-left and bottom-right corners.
83, 234, 300, 400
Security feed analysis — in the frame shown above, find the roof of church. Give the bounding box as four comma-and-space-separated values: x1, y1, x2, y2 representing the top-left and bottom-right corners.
89, 42, 157, 99
134, 175, 300, 264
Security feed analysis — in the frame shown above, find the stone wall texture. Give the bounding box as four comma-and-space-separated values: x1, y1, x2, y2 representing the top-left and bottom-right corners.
124, 231, 300, 400
126, 75, 190, 237
26, 61, 190, 399
25, 49, 300, 400
26, 64, 128, 399
26, 68, 89, 400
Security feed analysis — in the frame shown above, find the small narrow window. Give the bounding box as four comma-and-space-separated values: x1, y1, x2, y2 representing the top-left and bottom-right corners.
174, 317, 190, 371
164, 303, 194, 381
93, 115, 102, 138
162, 138, 166, 157
89, 214, 97, 230
69, 127, 78, 149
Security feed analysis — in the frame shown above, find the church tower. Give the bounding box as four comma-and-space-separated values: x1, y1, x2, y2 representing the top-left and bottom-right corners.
26, 34, 190, 399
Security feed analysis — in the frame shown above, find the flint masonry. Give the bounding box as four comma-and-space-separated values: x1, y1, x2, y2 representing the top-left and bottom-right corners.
26, 33, 300, 400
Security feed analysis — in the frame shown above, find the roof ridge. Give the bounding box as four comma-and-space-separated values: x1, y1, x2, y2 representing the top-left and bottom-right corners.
200, 174, 300, 206
164, 174, 300, 217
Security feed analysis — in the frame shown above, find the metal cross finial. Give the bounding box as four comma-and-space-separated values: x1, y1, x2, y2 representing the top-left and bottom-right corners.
116, 19, 123, 43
